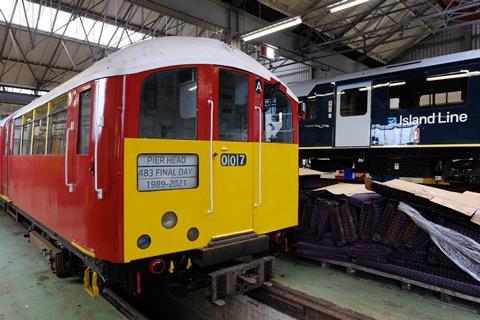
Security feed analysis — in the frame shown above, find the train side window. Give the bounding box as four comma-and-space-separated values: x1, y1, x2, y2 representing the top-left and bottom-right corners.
139, 68, 197, 140
218, 70, 248, 142
21, 112, 34, 155
12, 118, 21, 155
78, 90, 92, 154
388, 77, 467, 110
32, 105, 48, 155
339, 88, 368, 116
264, 85, 293, 143
47, 95, 68, 154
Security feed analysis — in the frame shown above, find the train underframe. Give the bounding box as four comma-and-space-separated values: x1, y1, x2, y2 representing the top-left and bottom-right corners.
0, 198, 286, 305
301, 146, 480, 188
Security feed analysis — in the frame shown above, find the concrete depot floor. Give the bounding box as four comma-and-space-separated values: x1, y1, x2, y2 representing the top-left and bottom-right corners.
275, 257, 480, 320
0, 211, 124, 320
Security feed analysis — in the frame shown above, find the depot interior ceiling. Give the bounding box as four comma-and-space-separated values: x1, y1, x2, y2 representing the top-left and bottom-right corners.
0, 0, 225, 117
0, 0, 479, 117
234, 0, 479, 68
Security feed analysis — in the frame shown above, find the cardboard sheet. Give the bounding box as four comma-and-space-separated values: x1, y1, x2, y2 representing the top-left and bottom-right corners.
315, 183, 374, 197
367, 179, 480, 225
299, 168, 323, 176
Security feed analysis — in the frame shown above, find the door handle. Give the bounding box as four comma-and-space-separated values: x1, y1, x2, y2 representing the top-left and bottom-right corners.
65, 122, 75, 193
207, 99, 214, 214
94, 116, 104, 200
254, 106, 262, 208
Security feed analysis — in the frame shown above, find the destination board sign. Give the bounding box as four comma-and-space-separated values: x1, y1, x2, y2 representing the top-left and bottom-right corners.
137, 154, 198, 191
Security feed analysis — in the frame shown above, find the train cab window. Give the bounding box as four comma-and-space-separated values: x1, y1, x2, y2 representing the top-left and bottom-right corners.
339, 88, 367, 116
21, 112, 33, 155
12, 118, 21, 155
32, 105, 48, 155
218, 70, 248, 141
47, 95, 68, 154
264, 84, 293, 143
139, 68, 197, 140
78, 90, 92, 154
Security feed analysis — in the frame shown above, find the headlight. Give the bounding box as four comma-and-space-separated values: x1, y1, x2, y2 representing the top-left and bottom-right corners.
161, 211, 178, 229
187, 227, 199, 241
137, 234, 151, 249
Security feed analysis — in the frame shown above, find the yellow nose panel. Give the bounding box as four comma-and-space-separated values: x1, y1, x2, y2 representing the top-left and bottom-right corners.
123, 138, 298, 262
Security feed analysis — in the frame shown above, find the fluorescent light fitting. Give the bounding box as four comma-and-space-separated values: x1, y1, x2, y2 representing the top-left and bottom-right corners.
426, 70, 480, 81
188, 85, 197, 91
241, 16, 302, 42
330, 0, 370, 13
358, 86, 370, 91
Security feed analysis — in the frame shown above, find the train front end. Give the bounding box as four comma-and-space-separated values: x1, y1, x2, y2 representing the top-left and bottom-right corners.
121, 63, 298, 297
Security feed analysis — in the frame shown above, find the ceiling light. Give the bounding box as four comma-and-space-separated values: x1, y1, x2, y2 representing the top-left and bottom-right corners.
241, 16, 302, 42
330, 0, 370, 13
427, 70, 480, 81
389, 81, 406, 87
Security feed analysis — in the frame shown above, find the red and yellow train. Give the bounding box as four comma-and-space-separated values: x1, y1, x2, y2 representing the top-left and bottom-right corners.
0, 36, 299, 299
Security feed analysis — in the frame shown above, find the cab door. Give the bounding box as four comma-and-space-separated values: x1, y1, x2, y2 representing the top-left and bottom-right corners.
211, 67, 254, 237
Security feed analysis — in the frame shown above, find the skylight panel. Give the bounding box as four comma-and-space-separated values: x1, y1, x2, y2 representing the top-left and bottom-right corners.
0, 0, 150, 49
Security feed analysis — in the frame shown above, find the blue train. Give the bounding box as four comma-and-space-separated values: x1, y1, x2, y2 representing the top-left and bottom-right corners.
291, 50, 480, 185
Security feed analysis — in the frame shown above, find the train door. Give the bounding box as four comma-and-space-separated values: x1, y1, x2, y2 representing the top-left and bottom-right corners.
210, 67, 254, 237
65, 84, 94, 197
1, 123, 8, 195
334, 81, 372, 147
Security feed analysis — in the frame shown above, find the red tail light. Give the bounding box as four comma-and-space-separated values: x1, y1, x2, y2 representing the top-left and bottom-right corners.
148, 258, 166, 275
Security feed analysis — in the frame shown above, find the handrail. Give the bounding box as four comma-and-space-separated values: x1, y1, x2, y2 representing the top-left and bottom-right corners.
207, 99, 214, 214
65, 122, 75, 192
254, 106, 262, 208
95, 116, 104, 200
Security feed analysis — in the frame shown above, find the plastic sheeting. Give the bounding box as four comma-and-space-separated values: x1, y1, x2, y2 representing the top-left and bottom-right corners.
399, 202, 480, 282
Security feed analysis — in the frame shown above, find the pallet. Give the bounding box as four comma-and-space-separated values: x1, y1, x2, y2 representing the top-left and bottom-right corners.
318, 259, 480, 305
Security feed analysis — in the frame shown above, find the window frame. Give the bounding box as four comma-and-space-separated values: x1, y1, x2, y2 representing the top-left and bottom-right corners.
383, 68, 470, 112
263, 83, 294, 144
217, 68, 251, 142
77, 88, 93, 155
46, 94, 68, 155
338, 86, 369, 117
31, 104, 48, 155
138, 66, 199, 140
20, 111, 34, 155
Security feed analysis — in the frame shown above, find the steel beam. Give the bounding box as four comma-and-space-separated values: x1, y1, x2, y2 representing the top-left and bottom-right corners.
141, 0, 367, 73
0, 91, 38, 105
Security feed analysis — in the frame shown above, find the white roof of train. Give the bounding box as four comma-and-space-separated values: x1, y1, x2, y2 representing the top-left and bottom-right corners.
1, 36, 297, 125
290, 49, 480, 98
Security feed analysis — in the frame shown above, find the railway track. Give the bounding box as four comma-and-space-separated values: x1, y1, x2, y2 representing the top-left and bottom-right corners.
101, 288, 149, 320
248, 282, 372, 320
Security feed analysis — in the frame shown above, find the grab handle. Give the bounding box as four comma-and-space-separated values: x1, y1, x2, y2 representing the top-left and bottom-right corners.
95, 116, 104, 200
207, 99, 214, 214
65, 122, 75, 192
254, 106, 262, 208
